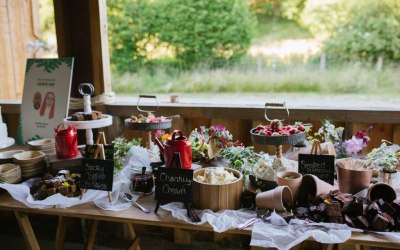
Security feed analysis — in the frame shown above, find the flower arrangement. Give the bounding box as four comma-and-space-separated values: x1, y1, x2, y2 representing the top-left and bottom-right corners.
342, 128, 371, 156
312, 120, 372, 158
313, 119, 344, 145
189, 125, 233, 161
366, 141, 400, 173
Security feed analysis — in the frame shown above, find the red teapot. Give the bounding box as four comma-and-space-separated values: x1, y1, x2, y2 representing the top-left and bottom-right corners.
55, 123, 78, 159
155, 130, 192, 169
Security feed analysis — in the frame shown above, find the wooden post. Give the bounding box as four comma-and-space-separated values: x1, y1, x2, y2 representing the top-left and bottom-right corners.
53, 0, 111, 98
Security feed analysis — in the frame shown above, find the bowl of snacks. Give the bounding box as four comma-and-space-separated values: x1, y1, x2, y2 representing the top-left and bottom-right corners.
193, 167, 243, 211
250, 120, 306, 145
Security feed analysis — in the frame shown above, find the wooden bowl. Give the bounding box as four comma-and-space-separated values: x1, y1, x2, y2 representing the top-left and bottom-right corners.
193, 167, 243, 212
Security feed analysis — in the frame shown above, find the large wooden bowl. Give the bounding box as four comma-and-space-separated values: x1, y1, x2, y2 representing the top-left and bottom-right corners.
192, 167, 243, 212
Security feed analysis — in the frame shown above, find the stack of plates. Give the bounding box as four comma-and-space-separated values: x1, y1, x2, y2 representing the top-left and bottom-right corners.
28, 139, 55, 152
0, 163, 21, 184
13, 151, 46, 180
0, 150, 25, 164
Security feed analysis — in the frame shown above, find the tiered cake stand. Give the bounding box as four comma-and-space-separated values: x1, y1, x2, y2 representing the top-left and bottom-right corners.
250, 103, 306, 190
64, 83, 113, 145
124, 95, 173, 149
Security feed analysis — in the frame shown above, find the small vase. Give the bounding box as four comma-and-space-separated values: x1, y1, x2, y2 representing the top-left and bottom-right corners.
379, 171, 397, 187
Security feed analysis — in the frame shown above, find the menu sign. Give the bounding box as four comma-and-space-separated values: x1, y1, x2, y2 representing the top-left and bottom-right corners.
154, 167, 193, 204
298, 154, 335, 185
20, 58, 74, 143
80, 159, 114, 191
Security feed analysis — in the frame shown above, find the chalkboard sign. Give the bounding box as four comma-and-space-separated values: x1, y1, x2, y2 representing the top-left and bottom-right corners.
154, 167, 193, 204
81, 158, 114, 191
298, 154, 335, 185
85, 144, 114, 160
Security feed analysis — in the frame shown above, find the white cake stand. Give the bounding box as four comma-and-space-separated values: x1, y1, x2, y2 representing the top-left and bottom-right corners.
63, 115, 113, 145
0, 137, 15, 149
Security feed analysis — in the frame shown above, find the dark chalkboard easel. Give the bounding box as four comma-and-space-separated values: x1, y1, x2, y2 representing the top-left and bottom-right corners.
154, 153, 199, 221
80, 132, 114, 202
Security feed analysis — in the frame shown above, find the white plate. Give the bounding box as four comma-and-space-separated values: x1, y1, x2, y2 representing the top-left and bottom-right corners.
0, 137, 15, 149
63, 114, 113, 129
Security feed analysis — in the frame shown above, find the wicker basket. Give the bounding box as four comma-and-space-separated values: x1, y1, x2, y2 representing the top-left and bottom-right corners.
0, 164, 21, 184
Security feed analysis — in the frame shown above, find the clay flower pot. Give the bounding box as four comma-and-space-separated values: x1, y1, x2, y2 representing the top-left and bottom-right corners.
276, 171, 302, 202
337, 158, 372, 194
255, 185, 293, 212
368, 182, 397, 203
297, 174, 335, 203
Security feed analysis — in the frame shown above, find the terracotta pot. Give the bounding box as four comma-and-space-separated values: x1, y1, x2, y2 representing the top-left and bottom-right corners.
297, 174, 335, 203
337, 160, 372, 194
275, 171, 302, 202
378, 171, 397, 187
368, 182, 397, 203
255, 185, 293, 212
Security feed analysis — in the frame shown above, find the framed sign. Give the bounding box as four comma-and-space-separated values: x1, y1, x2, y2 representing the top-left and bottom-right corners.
80, 158, 114, 191
298, 154, 335, 185
20, 58, 74, 143
154, 167, 193, 204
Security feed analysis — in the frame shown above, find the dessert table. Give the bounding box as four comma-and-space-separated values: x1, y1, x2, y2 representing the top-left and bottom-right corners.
0, 190, 399, 250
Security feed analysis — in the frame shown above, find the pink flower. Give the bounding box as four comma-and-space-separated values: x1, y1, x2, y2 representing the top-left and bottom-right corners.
154, 130, 165, 139
343, 136, 364, 155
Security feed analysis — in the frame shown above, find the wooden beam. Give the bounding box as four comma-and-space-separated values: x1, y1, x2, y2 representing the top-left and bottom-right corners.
53, 0, 111, 97
14, 211, 40, 250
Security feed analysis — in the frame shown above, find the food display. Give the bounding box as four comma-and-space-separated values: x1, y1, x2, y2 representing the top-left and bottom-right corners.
283, 190, 400, 232
250, 120, 307, 145
70, 111, 103, 121
252, 120, 305, 136
130, 113, 167, 123
195, 167, 238, 184
30, 171, 81, 200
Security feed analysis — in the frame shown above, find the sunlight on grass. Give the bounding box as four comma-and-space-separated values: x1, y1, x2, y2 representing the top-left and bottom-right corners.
112, 64, 400, 95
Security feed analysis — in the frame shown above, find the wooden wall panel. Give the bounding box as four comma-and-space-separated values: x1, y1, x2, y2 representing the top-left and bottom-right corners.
0, 0, 38, 100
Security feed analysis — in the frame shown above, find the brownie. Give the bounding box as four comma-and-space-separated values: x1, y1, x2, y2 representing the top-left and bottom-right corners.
353, 216, 369, 229
327, 201, 342, 217
44, 180, 53, 189
52, 180, 61, 188
382, 212, 395, 227
382, 202, 396, 215
47, 188, 56, 196
372, 214, 389, 231
69, 184, 77, 193
367, 202, 381, 220
58, 186, 69, 196
344, 215, 355, 228
37, 189, 48, 200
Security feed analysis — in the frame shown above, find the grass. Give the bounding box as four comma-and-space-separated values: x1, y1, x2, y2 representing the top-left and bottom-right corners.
111, 63, 400, 95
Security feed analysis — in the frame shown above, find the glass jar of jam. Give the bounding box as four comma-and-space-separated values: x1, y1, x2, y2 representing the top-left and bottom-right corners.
131, 167, 154, 194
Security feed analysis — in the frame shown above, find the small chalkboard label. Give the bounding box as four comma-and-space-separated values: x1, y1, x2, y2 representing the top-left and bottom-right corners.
154, 167, 193, 204
85, 144, 114, 160
81, 159, 114, 191
298, 154, 335, 185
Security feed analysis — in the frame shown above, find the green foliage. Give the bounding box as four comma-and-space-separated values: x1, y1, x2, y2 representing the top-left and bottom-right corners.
107, 0, 257, 72
112, 137, 142, 171
301, 0, 400, 61
325, 0, 400, 61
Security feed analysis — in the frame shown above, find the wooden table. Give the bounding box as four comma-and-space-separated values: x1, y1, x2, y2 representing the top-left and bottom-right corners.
0, 191, 399, 250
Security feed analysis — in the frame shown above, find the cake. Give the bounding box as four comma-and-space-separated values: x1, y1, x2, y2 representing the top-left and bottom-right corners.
0, 106, 9, 144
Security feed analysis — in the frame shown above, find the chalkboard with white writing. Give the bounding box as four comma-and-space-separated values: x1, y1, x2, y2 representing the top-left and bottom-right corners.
154, 167, 193, 204
298, 154, 335, 185
81, 159, 114, 191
